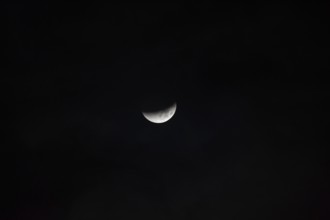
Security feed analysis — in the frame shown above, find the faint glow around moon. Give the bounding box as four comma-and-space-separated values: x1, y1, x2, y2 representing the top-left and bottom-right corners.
142, 103, 177, 124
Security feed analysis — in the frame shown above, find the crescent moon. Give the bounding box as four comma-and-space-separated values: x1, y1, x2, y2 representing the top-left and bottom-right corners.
142, 102, 177, 123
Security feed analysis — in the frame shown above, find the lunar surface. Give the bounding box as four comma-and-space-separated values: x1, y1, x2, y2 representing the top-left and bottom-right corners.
142, 102, 177, 123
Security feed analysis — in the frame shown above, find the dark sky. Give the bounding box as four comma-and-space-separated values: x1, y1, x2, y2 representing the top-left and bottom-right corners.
3, 1, 329, 219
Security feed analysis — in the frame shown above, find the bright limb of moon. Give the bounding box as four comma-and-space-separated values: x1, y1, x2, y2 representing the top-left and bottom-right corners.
142, 102, 177, 123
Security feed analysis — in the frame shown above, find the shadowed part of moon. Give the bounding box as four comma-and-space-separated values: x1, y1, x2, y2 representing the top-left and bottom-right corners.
142, 103, 177, 123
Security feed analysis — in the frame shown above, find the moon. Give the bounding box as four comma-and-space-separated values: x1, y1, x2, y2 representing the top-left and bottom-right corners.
142, 102, 177, 124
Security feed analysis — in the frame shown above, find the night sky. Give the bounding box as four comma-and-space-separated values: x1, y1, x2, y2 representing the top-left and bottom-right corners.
4, 1, 329, 219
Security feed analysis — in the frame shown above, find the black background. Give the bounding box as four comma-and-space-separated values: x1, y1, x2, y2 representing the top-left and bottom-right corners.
3, 1, 329, 219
